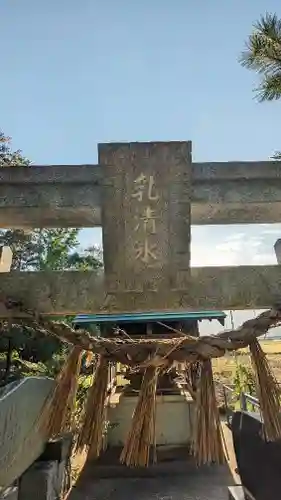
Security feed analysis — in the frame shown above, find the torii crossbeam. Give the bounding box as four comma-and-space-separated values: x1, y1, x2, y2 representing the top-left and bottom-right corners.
0, 141, 280, 317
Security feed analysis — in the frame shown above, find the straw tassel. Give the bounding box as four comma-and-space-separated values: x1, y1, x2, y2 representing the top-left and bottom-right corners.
120, 367, 158, 467
193, 359, 226, 466
40, 346, 83, 438
249, 339, 281, 441
77, 355, 109, 459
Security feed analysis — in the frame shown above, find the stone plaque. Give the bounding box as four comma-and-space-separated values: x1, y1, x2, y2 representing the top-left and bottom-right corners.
99, 141, 192, 310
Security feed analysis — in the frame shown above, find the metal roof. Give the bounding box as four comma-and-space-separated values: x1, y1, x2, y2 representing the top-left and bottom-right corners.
73, 310, 226, 325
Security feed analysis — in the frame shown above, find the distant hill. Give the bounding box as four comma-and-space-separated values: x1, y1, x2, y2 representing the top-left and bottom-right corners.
259, 329, 281, 340
260, 335, 281, 340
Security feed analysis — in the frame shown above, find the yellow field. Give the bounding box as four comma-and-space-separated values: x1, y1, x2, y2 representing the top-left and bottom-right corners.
212, 340, 281, 382
117, 341, 281, 386
239, 340, 281, 355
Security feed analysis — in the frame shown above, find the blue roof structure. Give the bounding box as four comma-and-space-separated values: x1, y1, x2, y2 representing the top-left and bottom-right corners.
73, 310, 226, 325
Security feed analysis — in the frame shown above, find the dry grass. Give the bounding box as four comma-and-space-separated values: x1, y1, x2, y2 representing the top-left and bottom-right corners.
77, 356, 109, 459
249, 339, 281, 440
193, 360, 226, 465
241, 340, 281, 355
120, 367, 158, 467
212, 340, 281, 383
40, 346, 83, 438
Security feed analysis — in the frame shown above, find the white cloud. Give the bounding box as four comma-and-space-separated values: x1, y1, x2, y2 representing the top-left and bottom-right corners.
191, 224, 281, 267
79, 224, 281, 267
223, 232, 246, 242
78, 224, 281, 337
252, 253, 276, 265
79, 228, 102, 248
260, 228, 281, 236
193, 224, 281, 335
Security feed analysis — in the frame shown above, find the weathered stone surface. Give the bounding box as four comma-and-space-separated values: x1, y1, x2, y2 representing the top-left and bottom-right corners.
0, 164, 102, 228
0, 377, 54, 489
2, 160, 281, 227
0, 487, 18, 500
18, 461, 58, 500
232, 411, 281, 500
99, 141, 191, 297
0, 265, 280, 317
68, 465, 232, 500
0, 271, 105, 317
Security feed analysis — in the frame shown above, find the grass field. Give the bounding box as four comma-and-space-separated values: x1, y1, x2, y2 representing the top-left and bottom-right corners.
212, 339, 281, 383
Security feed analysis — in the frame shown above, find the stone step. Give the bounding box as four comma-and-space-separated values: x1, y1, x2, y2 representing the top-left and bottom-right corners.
228, 485, 256, 500
228, 486, 245, 500
0, 487, 18, 500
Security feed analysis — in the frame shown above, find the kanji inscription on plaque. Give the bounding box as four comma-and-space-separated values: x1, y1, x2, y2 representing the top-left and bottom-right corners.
99, 141, 192, 309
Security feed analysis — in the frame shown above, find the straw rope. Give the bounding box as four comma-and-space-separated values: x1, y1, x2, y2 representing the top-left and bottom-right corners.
3, 306, 281, 367
3, 298, 281, 467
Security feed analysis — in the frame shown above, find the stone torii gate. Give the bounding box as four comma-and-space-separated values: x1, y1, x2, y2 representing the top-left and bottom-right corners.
0, 140, 281, 318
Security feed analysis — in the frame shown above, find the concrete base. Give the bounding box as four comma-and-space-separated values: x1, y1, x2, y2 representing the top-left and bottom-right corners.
228, 486, 256, 500
89, 446, 196, 478
0, 487, 18, 500
107, 392, 194, 447
228, 486, 245, 500
18, 462, 58, 500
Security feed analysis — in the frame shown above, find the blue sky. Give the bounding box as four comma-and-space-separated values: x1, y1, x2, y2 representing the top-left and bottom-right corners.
1, 0, 281, 334
1, 0, 281, 165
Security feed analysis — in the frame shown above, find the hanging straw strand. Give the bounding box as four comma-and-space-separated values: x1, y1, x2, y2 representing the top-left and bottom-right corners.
77, 355, 109, 459
40, 346, 83, 438
120, 367, 158, 467
193, 360, 226, 466
249, 339, 281, 441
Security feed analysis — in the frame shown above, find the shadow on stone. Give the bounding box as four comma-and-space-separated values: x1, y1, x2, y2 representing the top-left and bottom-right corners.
232, 411, 281, 500
67, 446, 234, 500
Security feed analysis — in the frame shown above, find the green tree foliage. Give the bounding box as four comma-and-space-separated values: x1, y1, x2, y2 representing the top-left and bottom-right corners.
240, 13, 281, 159
0, 131, 102, 382
0, 131, 30, 167
0, 229, 103, 271
240, 13, 281, 102
233, 362, 255, 398
271, 151, 281, 160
